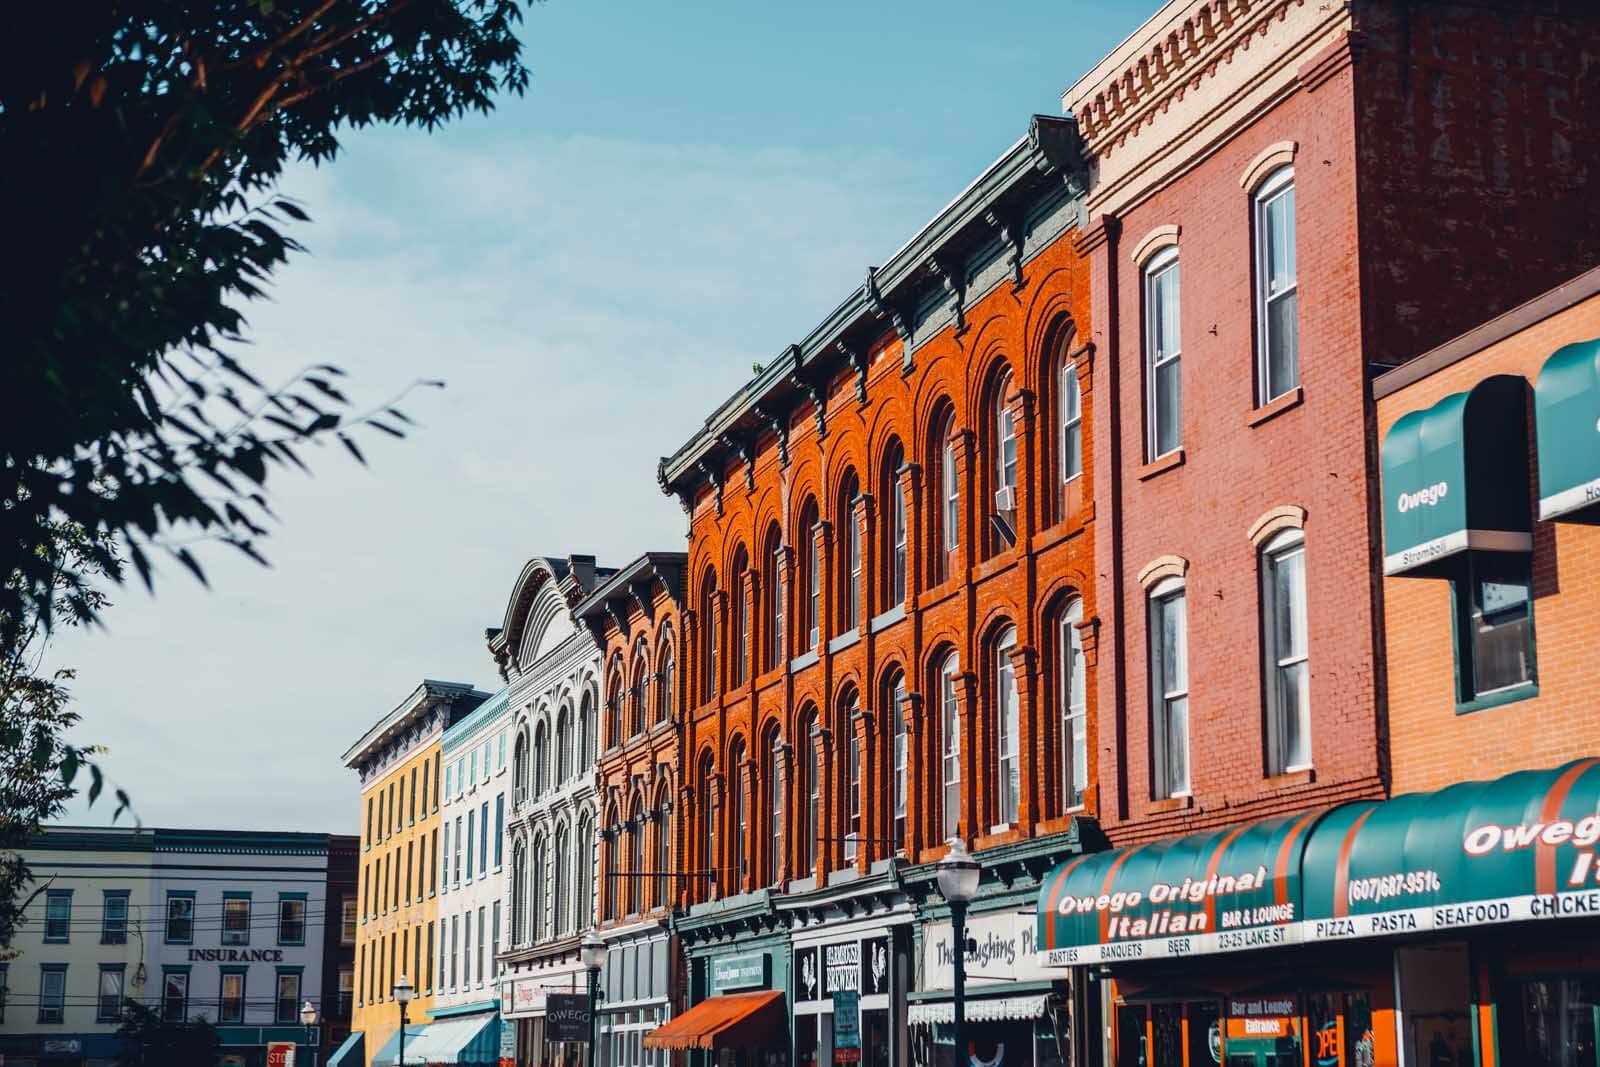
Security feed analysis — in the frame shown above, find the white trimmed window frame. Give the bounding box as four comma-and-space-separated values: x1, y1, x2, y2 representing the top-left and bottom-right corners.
994, 626, 1020, 831
1253, 166, 1298, 405
1261, 528, 1311, 774
939, 653, 961, 841
1148, 575, 1191, 799
1143, 246, 1182, 461
1059, 598, 1088, 811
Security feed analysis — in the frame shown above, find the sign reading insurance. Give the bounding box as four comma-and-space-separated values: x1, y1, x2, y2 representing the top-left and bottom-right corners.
1037, 758, 1600, 966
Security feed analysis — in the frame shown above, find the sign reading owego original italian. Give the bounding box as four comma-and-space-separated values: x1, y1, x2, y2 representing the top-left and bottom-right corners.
1036, 760, 1600, 967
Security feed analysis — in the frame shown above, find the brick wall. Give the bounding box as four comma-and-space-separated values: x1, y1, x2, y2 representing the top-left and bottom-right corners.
1376, 291, 1600, 794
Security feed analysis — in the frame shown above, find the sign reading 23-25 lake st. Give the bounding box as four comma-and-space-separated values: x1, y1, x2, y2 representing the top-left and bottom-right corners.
1038, 760, 1600, 966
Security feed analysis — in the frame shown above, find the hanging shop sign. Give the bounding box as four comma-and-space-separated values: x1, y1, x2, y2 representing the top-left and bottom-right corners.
922, 908, 1057, 990
1037, 758, 1600, 965
545, 993, 590, 1043
825, 942, 860, 994
796, 935, 892, 1004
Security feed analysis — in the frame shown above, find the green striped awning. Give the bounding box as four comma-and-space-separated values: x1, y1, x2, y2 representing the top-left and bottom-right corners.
1535, 338, 1600, 522
1380, 375, 1533, 576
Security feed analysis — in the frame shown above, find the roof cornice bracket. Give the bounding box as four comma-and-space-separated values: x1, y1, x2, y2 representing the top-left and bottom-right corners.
836, 341, 869, 406
695, 457, 725, 516
754, 403, 790, 467
927, 255, 967, 336
864, 266, 911, 368
657, 457, 693, 515
984, 208, 1026, 291
785, 344, 827, 439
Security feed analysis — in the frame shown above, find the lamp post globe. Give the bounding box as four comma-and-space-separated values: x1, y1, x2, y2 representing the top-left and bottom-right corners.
581, 933, 608, 1067
937, 838, 981, 1067
299, 1000, 318, 1067
393, 975, 415, 1067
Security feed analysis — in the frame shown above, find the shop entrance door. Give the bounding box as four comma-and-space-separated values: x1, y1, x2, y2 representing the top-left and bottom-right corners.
1114, 1000, 1222, 1067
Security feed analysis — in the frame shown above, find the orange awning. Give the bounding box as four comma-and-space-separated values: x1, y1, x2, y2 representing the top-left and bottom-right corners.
641, 990, 786, 1050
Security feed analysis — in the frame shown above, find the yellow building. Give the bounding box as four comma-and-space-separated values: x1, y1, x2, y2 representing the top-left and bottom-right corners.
335, 680, 490, 1067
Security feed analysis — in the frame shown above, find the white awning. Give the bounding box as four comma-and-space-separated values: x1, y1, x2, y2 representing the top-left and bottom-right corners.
908, 994, 1050, 1025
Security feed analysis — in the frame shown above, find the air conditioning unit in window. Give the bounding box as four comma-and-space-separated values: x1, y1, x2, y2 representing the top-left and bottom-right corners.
993, 485, 1016, 513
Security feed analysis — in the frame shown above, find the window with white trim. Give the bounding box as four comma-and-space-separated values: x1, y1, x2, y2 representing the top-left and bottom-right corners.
1143, 247, 1182, 459
994, 626, 1020, 828
889, 673, 908, 853
940, 653, 961, 841
1061, 358, 1082, 484
1254, 167, 1298, 403
842, 693, 860, 863
1059, 599, 1088, 810
1149, 576, 1190, 798
1262, 529, 1311, 773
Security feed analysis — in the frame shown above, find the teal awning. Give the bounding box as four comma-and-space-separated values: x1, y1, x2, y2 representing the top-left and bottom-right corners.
1535, 338, 1600, 522
325, 1032, 364, 1067
1380, 374, 1532, 576
406, 1013, 500, 1065
370, 1024, 429, 1067
1035, 810, 1320, 966
1300, 758, 1600, 940
1034, 759, 1600, 967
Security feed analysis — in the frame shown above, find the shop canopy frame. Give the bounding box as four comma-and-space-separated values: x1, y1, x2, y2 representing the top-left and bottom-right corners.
641, 990, 785, 1051
1535, 337, 1600, 523
1379, 374, 1533, 577
1036, 758, 1600, 966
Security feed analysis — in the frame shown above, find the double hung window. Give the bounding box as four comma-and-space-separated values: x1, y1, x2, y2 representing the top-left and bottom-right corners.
994, 627, 1020, 828
940, 654, 962, 841
1254, 168, 1298, 402
275, 972, 301, 1023
43, 890, 70, 942
1455, 554, 1536, 704
1144, 248, 1182, 458
220, 971, 246, 1024
222, 895, 251, 946
1262, 530, 1311, 773
97, 966, 125, 1023
278, 896, 307, 946
1149, 578, 1191, 798
101, 891, 129, 944
166, 893, 195, 943
39, 966, 66, 1024
1060, 600, 1088, 810
1061, 359, 1083, 485
162, 970, 189, 1022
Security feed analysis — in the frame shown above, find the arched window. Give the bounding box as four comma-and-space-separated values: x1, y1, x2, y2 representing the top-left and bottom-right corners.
656, 630, 676, 726
798, 499, 821, 650
939, 652, 961, 841
579, 690, 596, 767
533, 721, 549, 797
730, 546, 750, 687
729, 738, 748, 888
837, 471, 861, 634
654, 786, 672, 910
1060, 352, 1083, 488
883, 669, 907, 852
510, 839, 527, 943
555, 706, 572, 783
626, 797, 643, 916
1058, 599, 1087, 810
697, 751, 717, 900
606, 661, 624, 751
700, 570, 719, 704
761, 723, 783, 886
840, 688, 861, 863
882, 441, 907, 608
601, 805, 619, 923
762, 523, 784, 671
994, 625, 1020, 827
630, 640, 649, 737
530, 835, 547, 942
797, 707, 818, 877
512, 730, 528, 801
930, 406, 959, 584
576, 812, 594, 932
992, 367, 1018, 552
553, 825, 570, 935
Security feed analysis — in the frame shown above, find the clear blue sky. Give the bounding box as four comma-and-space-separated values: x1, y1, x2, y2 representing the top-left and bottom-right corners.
53, 1, 1152, 833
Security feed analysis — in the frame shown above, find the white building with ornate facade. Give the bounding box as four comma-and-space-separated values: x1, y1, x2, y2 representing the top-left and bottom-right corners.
487, 555, 606, 1066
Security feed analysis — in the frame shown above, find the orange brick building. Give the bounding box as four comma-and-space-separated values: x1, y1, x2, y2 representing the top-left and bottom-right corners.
1371, 268, 1600, 1067
656, 114, 1095, 1066
574, 552, 688, 1064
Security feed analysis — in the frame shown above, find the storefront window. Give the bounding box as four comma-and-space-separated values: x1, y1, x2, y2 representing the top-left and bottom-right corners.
1504, 976, 1600, 1067
1188, 1002, 1220, 1067
1117, 1005, 1148, 1067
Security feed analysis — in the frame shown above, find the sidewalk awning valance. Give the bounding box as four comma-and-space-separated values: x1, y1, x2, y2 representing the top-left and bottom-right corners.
403, 1013, 500, 1065
642, 991, 784, 1051
1035, 810, 1320, 966
1535, 338, 1600, 522
1380, 374, 1532, 576
1300, 758, 1600, 939
370, 1025, 429, 1067
1036, 758, 1600, 968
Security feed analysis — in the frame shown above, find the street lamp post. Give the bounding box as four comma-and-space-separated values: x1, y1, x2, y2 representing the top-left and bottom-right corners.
393, 975, 415, 1067
936, 838, 980, 1067
299, 1000, 319, 1067
580, 933, 609, 1067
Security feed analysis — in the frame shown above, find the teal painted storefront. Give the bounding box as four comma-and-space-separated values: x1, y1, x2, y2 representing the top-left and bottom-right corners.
672, 890, 792, 1066
1535, 337, 1600, 522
